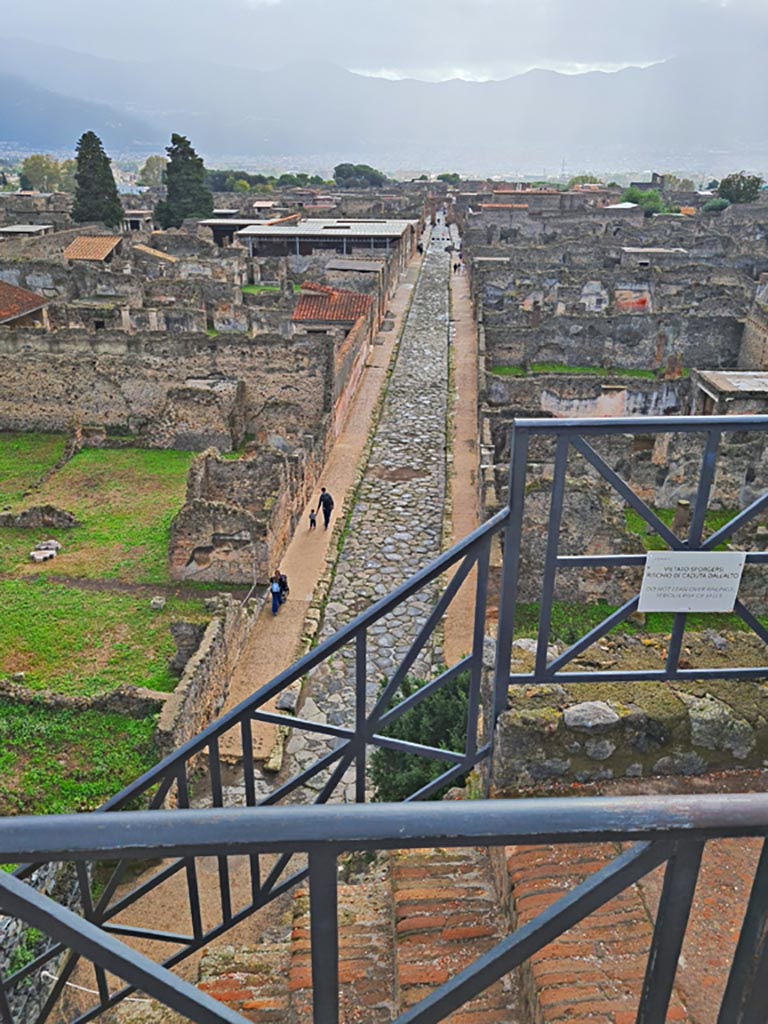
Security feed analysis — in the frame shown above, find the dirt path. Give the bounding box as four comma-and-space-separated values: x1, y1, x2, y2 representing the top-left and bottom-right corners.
442, 260, 481, 666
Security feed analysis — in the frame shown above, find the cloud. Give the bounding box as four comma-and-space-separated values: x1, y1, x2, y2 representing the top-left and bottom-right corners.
1, 0, 766, 76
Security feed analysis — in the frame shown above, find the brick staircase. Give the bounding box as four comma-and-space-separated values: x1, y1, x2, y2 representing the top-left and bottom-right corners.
111, 830, 756, 1024
195, 846, 521, 1022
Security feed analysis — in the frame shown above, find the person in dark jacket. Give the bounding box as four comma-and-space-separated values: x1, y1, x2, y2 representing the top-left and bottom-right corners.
316, 487, 335, 529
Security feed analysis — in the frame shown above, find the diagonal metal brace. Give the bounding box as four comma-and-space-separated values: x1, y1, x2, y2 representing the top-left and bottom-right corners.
0, 871, 250, 1024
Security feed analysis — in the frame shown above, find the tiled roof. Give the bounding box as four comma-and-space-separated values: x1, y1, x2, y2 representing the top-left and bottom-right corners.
0, 280, 48, 324
62, 236, 122, 261
292, 283, 373, 324
133, 243, 178, 263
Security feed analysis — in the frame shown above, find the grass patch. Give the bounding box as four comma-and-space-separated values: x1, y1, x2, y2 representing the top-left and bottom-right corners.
0, 699, 158, 814
625, 507, 736, 551
489, 365, 660, 380
0, 447, 195, 583
0, 580, 206, 695
489, 365, 525, 377
514, 599, 753, 645
0, 433, 67, 508
242, 283, 301, 295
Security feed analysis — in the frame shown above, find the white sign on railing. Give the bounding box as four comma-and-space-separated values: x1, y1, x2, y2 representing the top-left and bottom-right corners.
638, 551, 747, 613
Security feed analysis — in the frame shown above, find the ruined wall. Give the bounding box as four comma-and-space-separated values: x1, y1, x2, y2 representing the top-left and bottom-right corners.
492, 672, 768, 794
147, 379, 248, 452
155, 597, 257, 760
485, 311, 742, 373
0, 328, 334, 445
485, 372, 688, 421
738, 280, 768, 369
169, 438, 327, 583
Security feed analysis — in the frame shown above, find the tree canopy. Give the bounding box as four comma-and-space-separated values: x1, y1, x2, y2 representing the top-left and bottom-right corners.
138, 155, 167, 188
621, 186, 667, 214
154, 134, 213, 229
437, 172, 462, 185
333, 162, 388, 188
72, 131, 123, 228
567, 174, 601, 189
717, 171, 764, 205
19, 154, 76, 193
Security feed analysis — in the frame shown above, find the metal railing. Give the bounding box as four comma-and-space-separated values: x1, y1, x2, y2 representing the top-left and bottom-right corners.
2, 796, 768, 1024
1, 414, 767, 1024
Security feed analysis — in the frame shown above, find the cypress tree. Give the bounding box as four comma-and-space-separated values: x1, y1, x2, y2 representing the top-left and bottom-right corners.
154, 134, 213, 229
72, 131, 123, 229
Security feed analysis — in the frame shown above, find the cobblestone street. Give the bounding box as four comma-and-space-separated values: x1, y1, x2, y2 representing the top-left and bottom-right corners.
284, 222, 456, 798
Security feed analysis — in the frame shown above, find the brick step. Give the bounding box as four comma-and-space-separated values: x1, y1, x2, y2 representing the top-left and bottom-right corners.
290, 871, 396, 1024
501, 841, 690, 1024
391, 846, 521, 1023
197, 939, 292, 1024
503, 833, 766, 1024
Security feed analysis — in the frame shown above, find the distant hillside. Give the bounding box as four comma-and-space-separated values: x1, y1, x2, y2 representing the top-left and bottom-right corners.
0, 71, 160, 153
0, 39, 766, 174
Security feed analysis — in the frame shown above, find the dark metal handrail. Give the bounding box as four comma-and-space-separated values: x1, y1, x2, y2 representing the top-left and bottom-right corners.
2, 414, 768, 1024
2, 796, 768, 1024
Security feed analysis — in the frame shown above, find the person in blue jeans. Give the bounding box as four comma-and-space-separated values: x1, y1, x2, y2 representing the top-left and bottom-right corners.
270, 573, 282, 615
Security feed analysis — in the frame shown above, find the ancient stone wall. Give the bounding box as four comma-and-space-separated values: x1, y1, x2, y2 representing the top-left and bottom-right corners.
169, 436, 327, 583
486, 372, 688, 421
0, 864, 79, 1022
0, 328, 334, 445
155, 596, 259, 761
492, 672, 768, 794
738, 280, 768, 369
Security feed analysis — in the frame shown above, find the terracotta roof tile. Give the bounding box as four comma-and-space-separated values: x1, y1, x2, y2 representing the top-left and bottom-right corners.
0, 280, 48, 324
292, 284, 373, 324
62, 236, 122, 261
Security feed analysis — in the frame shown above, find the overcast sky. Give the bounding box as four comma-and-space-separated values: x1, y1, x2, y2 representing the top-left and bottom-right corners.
4, 0, 768, 80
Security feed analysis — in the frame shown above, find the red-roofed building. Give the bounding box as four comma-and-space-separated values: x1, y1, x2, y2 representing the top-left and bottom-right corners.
292, 284, 373, 330
0, 280, 49, 328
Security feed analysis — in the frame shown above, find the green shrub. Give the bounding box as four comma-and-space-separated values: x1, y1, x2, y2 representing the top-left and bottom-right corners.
370, 672, 469, 801
703, 198, 731, 213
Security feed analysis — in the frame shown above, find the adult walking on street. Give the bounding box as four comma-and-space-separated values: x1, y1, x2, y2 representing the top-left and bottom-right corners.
316, 486, 335, 530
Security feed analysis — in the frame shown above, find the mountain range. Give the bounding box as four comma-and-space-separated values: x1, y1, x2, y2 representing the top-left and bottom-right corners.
1, 38, 766, 175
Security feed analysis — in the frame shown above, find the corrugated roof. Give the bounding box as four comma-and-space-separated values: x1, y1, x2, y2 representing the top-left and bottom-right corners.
237, 218, 416, 239
0, 280, 48, 324
292, 284, 373, 324
133, 243, 178, 263
62, 236, 122, 261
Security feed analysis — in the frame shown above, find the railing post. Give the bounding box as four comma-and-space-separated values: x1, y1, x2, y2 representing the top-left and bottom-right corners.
718, 838, 768, 1024
309, 848, 339, 1024
493, 424, 529, 723
355, 630, 367, 803
636, 840, 703, 1024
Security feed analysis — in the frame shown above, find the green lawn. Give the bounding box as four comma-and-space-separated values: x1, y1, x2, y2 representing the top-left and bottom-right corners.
624, 507, 737, 551
0, 433, 67, 508
489, 364, 659, 380
242, 283, 301, 295
0, 700, 158, 814
515, 599, 752, 645
0, 580, 206, 695
0, 446, 195, 583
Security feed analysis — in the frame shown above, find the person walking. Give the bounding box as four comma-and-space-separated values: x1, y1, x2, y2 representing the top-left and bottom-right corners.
316, 487, 335, 530
270, 572, 282, 615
